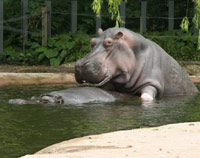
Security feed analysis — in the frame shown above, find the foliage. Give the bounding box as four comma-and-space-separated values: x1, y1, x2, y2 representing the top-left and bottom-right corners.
92, 0, 127, 27
181, 0, 200, 50
1, 32, 91, 66
2, 0, 200, 66
35, 32, 91, 66
145, 30, 200, 61
180, 17, 190, 32
92, 0, 103, 17
193, 0, 200, 50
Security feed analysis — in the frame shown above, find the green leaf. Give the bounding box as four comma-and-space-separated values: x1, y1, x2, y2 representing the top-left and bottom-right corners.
4, 47, 21, 57
180, 17, 190, 32
66, 41, 75, 50
35, 46, 47, 53
31, 42, 40, 49
38, 53, 45, 62
60, 50, 67, 58
48, 38, 55, 48
55, 40, 63, 48
50, 58, 61, 66
44, 49, 58, 59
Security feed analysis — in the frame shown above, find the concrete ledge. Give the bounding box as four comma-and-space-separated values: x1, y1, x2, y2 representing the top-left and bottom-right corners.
189, 75, 200, 83
21, 122, 200, 158
0, 73, 76, 86
0, 73, 200, 86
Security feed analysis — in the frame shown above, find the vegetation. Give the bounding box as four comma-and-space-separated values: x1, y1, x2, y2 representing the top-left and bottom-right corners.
181, 0, 200, 49
1, 0, 199, 66
92, 0, 127, 26
146, 30, 200, 61
1, 31, 91, 66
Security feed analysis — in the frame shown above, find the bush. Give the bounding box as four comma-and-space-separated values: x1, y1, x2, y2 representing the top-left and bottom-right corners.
1, 30, 200, 66
1, 31, 92, 66
145, 30, 200, 61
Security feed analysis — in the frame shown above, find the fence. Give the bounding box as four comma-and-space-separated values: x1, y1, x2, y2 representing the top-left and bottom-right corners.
0, 0, 196, 55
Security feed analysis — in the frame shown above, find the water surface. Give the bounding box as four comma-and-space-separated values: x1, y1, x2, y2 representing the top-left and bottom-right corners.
0, 84, 200, 158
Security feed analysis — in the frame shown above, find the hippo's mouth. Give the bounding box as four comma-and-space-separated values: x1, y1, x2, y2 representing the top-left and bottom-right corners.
81, 70, 112, 87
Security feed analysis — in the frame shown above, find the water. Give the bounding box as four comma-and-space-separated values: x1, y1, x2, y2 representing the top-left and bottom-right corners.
0, 84, 200, 158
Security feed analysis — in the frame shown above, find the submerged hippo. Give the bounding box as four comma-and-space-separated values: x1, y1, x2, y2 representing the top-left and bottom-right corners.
75, 27, 198, 100
8, 87, 132, 105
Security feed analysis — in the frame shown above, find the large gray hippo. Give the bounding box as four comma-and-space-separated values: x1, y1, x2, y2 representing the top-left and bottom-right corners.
75, 27, 198, 100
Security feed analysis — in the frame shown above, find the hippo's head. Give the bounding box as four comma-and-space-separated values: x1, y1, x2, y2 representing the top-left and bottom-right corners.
75, 28, 136, 86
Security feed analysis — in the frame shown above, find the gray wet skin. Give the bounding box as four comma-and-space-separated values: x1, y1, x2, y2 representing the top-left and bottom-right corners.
8, 87, 116, 105
75, 27, 198, 100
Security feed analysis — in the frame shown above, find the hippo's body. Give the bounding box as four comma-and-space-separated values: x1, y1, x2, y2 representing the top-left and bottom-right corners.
75, 27, 198, 100
8, 87, 119, 105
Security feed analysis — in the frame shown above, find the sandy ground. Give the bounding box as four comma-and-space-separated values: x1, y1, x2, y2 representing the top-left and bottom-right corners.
21, 122, 200, 158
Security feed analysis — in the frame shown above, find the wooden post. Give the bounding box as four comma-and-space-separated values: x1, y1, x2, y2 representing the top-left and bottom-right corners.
168, 0, 174, 30
45, 1, 51, 37
42, 7, 47, 46
71, 0, 77, 36
21, 0, 28, 53
140, 1, 147, 34
96, 12, 101, 35
120, 1, 126, 27
0, 0, 3, 55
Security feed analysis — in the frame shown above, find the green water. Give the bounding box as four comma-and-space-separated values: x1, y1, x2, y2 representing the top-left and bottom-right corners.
0, 84, 200, 158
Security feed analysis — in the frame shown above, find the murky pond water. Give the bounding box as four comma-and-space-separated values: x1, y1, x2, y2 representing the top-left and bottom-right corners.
0, 84, 200, 158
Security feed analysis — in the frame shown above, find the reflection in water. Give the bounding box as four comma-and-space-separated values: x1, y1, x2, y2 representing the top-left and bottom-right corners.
0, 85, 199, 158
141, 100, 156, 107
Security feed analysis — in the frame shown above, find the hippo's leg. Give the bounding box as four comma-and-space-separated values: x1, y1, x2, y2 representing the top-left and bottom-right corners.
141, 86, 157, 101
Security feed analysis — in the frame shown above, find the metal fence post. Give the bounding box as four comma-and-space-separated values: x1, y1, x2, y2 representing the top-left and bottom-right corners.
96, 11, 101, 35
21, 0, 28, 53
0, 0, 3, 55
140, 1, 147, 34
168, 0, 174, 30
45, 1, 51, 37
71, 0, 77, 36
120, 1, 126, 27
194, 2, 198, 35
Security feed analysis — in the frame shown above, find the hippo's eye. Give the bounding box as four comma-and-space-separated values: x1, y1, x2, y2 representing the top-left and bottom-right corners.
90, 38, 96, 48
104, 38, 113, 48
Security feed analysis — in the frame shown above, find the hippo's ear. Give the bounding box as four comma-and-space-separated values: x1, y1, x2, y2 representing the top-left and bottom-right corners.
98, 28, 103, 36
115, 31, 124, 39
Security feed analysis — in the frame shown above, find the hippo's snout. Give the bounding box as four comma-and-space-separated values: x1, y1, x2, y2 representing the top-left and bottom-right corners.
75, 58, 109, 85
75, 59, 94, 84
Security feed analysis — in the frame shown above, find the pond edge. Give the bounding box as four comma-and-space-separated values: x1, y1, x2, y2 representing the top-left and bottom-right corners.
0, 73, 200, 86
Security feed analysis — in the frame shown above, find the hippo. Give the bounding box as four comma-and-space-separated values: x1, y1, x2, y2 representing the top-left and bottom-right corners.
8, 87, 132, 105
75, 27, 198, 100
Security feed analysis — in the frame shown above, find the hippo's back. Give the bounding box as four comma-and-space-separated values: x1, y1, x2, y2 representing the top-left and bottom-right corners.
160, 46, 198, 96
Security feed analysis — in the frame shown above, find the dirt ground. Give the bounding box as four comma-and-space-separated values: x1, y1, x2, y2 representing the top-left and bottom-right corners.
0, 61, 200, 75
0, 63, 75, 73
21, 122, 200, 158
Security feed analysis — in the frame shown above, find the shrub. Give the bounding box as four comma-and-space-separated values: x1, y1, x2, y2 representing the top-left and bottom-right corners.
1, 31, 92, 66
145, 30, 200, 61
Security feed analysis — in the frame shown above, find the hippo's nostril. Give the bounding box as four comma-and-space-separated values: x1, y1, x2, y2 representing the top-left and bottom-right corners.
82, 61, 90, 67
